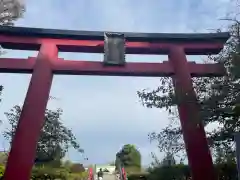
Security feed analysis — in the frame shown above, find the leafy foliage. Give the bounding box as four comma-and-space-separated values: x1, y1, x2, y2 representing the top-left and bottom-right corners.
115, 144, 141, 173
31, 167, 71, 180
160, 152, 176, 166
69, 163, 85, 173
147, 162, 239, 180
0, 152, 8, 165
3, 105, 84, 165
0, 0, 25, 26
31, 161, 87, 180
148, 164, 189, 180
0, 165, 5, 177
0, 164, 88, 180
127, 172, 149, 180
67, 171, 88, 180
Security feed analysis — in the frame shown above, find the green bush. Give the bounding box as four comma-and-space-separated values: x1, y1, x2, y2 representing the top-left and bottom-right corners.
31, 167, 69, 180
148, 163, 238, 180
125, 166, 142, 174
0, 164, 88, 180
215, 162, 238, 180
127, 172, 149, 180
148, 164, 189, 180
0, 165, 5, 177
70, 163, 85, 173
68, 171, 88, 180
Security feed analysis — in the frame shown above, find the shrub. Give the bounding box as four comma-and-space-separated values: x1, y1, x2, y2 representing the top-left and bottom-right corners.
125, 166, 142, 174
127, 172, 149, 180
148, 163, 238, 180
215, 162, 238, 180
68, 171, 88, 180
70, 163, 85, 173
31, 167, 69, 180
0, 165, 5, 178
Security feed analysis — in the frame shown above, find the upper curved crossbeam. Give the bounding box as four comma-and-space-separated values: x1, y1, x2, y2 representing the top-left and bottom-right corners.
0, 26, 230, 55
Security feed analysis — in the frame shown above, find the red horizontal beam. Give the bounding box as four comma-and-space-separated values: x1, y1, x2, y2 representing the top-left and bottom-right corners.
0, 35, 224, 55
0, 35, 223, 48
0, 58, 225, 77
52, 60, 225, 77
0, 58, 35, 73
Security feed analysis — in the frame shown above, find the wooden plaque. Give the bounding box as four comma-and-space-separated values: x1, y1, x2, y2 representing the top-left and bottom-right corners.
104, 32, 125, 66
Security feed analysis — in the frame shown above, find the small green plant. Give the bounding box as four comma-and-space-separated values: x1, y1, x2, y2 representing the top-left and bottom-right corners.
0, 165, 5, 177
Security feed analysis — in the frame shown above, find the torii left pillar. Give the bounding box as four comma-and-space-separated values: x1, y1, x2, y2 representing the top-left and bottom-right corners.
4, 43, 58, 180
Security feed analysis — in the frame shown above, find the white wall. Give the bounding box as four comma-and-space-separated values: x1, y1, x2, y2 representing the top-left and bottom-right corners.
96, 165, 115, 174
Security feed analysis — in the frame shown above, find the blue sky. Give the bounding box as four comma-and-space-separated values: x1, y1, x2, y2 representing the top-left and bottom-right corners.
0, 0, 235, 166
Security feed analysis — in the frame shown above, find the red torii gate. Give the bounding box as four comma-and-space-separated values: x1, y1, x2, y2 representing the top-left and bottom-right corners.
0, 26, 229, 180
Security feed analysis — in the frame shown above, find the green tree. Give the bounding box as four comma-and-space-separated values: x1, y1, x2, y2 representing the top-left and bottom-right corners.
0, 0, 25, 25
3, 105, 84, 166
137, 17, 240, 160
115, 144, 141, 171
160, 152, 176, 167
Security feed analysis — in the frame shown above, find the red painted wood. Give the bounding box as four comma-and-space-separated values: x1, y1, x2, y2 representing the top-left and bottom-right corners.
52, 60, 224, 77
88, 168, 93, 180
168, 46, 216, 180
0, 35, 224, 48
0, 58, 225, 77
0, 35, 224, 54
4, 43, 58, 180
0, 58, 35, 73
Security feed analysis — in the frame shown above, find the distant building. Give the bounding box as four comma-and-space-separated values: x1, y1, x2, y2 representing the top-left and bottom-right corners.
95, 164, 115, 174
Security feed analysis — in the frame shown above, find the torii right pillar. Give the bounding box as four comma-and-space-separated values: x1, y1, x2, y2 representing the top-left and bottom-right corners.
169, 46, 216, 180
